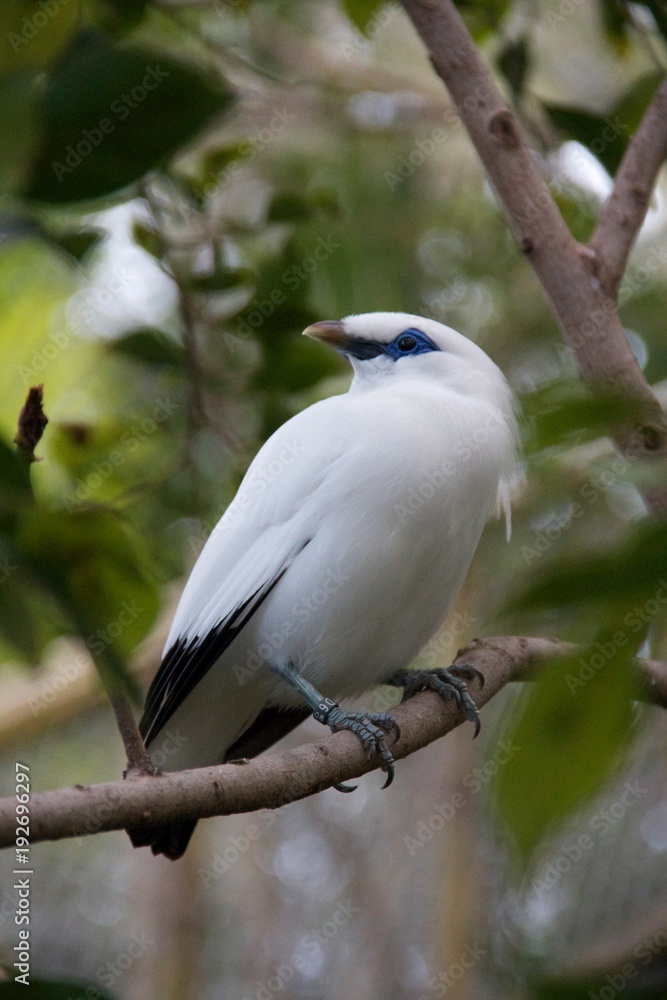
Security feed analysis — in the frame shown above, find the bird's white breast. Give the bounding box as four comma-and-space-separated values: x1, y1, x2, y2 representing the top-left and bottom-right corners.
246, 378, 515, 702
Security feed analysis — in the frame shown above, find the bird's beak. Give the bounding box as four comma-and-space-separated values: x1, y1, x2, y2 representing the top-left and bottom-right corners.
303, 320, 349, 351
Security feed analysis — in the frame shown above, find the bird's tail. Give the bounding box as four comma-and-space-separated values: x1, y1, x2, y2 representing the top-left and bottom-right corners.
128, 820, 198, 861
128, 705, 310, 860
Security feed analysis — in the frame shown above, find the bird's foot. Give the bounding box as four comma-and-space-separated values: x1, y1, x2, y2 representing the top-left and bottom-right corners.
387, 665, 484, 738
313, 697, 401, 789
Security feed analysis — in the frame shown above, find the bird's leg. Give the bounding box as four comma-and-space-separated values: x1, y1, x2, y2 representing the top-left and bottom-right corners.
268, 662, 401, 789
386, 665, 484, 738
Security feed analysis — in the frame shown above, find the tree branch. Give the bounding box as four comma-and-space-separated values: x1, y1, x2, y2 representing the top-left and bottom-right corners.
590, 75, 667, 300
3, 636, 665, 850
108, 695, 157, 776
400, 0, 667, 465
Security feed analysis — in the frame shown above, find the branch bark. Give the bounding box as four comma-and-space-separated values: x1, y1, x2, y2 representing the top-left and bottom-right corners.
3, 636, 665, 850
590, 76, 667, 299
400, 0, 667, 466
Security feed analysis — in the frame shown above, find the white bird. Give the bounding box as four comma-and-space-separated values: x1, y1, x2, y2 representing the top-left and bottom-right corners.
131, 312, 518, 859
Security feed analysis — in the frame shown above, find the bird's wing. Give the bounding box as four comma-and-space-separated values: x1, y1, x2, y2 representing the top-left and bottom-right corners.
140, 397, 346, 746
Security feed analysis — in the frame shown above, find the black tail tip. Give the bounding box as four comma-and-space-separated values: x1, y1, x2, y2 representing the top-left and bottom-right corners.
127, 820, 197, 861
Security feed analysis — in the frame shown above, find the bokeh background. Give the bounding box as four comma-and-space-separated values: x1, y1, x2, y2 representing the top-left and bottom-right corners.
1, 1, 667, 997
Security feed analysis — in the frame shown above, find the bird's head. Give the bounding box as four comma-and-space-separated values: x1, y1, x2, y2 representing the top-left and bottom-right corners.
304, 311, 513, 415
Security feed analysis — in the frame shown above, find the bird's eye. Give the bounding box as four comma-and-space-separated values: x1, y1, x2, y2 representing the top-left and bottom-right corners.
397, 334, 417, 353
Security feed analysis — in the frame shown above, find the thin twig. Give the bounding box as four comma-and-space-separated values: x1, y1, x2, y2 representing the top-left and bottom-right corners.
109, 695, 157, 776
590, 75, 667, 299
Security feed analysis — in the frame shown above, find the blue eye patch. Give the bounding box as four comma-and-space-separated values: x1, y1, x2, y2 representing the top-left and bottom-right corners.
343, 328, 440, 362
384, 328, 440, 360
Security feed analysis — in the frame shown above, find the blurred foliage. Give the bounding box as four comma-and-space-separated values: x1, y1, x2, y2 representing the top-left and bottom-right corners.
1, 0, 667, 996
495, 647, 639, 858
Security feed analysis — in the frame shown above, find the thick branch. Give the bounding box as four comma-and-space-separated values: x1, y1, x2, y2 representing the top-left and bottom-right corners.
590, 76, 667, 299
2, 637, 665, 850
400, 0, 667, 462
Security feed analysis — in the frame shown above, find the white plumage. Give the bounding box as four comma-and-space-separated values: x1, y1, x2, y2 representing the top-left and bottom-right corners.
135, 311, 517, 858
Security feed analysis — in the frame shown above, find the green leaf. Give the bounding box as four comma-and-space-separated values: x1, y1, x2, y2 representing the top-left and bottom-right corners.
49, 226, 105, 263
0, 980, 115, 999
0, 562, 59, 662
109, 328, 186, 368
200, 143, 249, 180
131, 220, 161, 258
543, 104, 624, 176
0, 71, 40, 193
341, 0, 385, 34
598, 0, 631, 48
495, 645, 638, 858
15, 506, 159, 694
255, 335, 342, 393
189, 267, 255, 293
85, 0, 150, 36
509, 519, 667, 614
521, 380, 641, 454
544, 72, 663, 176
23, 30, 235, 204
613, 70, 665, 134
456, 0, 510, 40
0, 1, 81, 73
0, 436, 33, 518
267, 192, 313, 222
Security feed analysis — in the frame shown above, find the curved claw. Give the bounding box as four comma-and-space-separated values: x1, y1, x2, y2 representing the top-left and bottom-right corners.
325, 708, 399, 790
333, 781, 358, 793
388, 666, 482, 737
451, 663, 485, 689
381, 766, 395, 790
